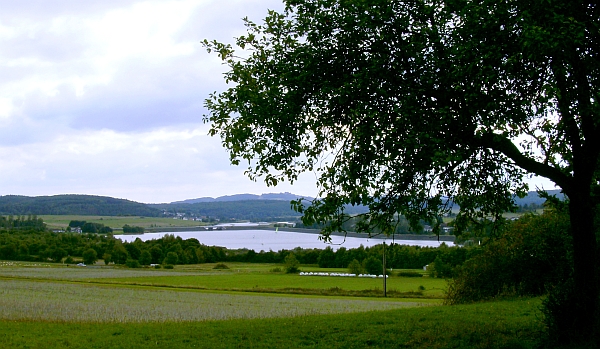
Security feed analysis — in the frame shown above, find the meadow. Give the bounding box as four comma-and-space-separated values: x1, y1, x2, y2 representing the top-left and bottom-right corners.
39, 215, 206, 231
0, 261, 546, 348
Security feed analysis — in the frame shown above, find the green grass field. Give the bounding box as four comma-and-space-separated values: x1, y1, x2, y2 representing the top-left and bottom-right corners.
39, 215, 207, 231
0, 261, 548, 348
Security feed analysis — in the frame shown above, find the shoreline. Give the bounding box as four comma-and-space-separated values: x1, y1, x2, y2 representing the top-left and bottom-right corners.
139, 225, 455, 242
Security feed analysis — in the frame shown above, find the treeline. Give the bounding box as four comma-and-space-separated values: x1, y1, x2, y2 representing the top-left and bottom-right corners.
0, 229, 113, 262
68, 220, 113, 234
0, 195, 161, 216
0, 220, 473, 274
0, 215, 46, 231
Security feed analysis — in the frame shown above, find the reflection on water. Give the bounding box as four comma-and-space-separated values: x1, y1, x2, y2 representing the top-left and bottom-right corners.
118, 230, 453, 251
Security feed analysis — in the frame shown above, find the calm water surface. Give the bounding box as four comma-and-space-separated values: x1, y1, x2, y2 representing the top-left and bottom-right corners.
118, 229, 453, 251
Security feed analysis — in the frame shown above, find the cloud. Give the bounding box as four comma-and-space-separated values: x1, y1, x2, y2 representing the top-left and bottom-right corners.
0, 0, 317, 202
0, 125, 319, 203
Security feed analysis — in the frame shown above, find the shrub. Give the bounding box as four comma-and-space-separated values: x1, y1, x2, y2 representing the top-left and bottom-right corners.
125, 259, 141, 268
348, 259, 364, 274
154, 264, 161, 269
284, 253, 300, 273
446, 209, 572, 305
270, 267, 282, 273
82, 248, 98, 265
163, 264, 174, 269
397, 271, 423, 278
64, 256, 74, 264
163, 252, 178, 265
213, 263, 230, 270
362, 256, 383, 275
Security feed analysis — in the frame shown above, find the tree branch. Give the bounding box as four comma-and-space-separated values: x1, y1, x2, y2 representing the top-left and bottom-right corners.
478, 133, 573, 193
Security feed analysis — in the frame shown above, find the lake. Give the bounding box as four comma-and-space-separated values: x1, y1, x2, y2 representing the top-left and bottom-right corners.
118, 229, 453, 251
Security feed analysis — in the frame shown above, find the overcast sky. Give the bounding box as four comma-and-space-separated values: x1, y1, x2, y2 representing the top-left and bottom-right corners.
0, 0, 324, 203
0, 0, 556, 204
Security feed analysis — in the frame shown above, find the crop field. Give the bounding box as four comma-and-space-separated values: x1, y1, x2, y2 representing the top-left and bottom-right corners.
0, 297, 545, 349
0, 278, 421, 323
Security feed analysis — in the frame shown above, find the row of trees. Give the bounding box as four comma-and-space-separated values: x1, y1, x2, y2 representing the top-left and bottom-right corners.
0, 220, 471, 275
0, 215, 45, 231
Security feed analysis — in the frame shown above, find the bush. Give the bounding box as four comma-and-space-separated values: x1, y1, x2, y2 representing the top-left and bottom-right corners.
213, 263, 230, 269
64, 256, 74, 264
348, 259, 364, 274
82, 248, 98, 265
284, 253, 300, 273
163, 264, 174, 269
397, 271, 423, 278
446, 209, 572, 305
270, 267, 282, 273
362, 256, 383, 275
125, 259, 141, 268
154, 264, 161, 269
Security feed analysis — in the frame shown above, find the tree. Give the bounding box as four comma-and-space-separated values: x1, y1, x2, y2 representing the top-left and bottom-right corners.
362, 256, 383, 276
317, 246, 336, 268
204, 0, 599, 343
139, 250, 152, 266
284, 252, 300, 273
164, 251, 179, 265
348, 259, 363, 275
82, 248, 98, 265
110, 241, 128, 265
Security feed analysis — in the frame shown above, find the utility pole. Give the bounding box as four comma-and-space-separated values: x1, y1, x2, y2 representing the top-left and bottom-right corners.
383, 241, 387, 297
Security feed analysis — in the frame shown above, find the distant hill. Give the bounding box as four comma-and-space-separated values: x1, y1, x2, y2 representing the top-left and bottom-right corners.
0, 190, 564, 219
514, 189, 564, 206
154, 194, 369, 222
171, 192, 313, 204
0, 195, 161, 216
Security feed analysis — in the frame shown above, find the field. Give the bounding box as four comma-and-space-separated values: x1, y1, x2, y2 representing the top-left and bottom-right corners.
0, 261, 546, 348
39, 215, 207, 231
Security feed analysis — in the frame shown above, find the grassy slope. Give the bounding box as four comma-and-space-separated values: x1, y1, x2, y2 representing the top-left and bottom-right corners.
40, 215, 206, 231
0, 298, 544, 349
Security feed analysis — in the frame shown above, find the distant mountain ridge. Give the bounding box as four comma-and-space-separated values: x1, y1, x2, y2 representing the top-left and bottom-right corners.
0, 190, 563, 218
170, 192, 313, 204
514, 189, 564, 206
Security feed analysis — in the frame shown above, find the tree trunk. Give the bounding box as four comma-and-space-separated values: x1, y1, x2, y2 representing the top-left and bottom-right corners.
567, 191, 598, 342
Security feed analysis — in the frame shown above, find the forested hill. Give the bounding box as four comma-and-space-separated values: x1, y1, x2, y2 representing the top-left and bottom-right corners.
170, 192, 313, 204
151, 200, 370, 222
0, 195, 161, 216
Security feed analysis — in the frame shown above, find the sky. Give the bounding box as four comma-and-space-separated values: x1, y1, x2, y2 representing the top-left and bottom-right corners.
0, 0, 556, 204
0, 0, 324, 203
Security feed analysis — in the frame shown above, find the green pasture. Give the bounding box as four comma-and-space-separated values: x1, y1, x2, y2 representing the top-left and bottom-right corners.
40, 215, 206, 231
0, 261, 446, 298
95, 273, 445, 297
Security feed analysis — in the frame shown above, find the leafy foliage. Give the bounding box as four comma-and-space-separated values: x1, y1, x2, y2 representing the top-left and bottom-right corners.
284, 252, 300, 273
446, 210, 573, 304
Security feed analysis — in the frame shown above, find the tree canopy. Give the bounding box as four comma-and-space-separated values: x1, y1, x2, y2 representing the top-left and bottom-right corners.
204, 0, 599, 343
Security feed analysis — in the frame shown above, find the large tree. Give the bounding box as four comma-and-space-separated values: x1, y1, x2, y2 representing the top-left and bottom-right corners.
204, 0, 599, 342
